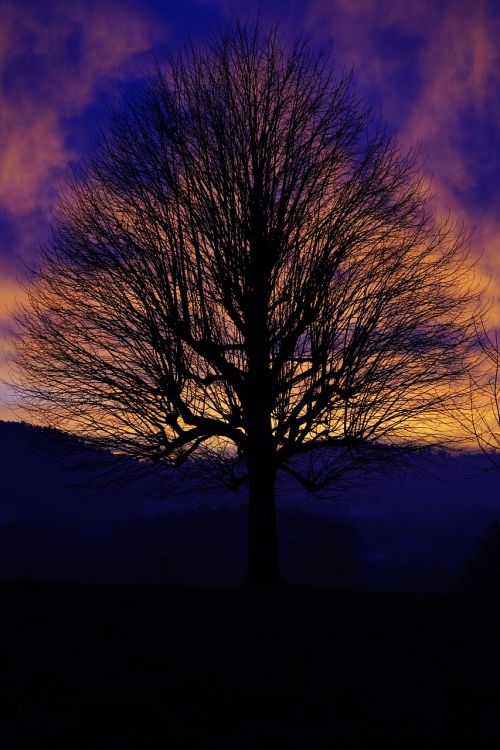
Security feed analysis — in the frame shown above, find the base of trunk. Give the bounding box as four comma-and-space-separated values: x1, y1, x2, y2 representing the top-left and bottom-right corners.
245, 569, 286, 588
247, 459, 281, 588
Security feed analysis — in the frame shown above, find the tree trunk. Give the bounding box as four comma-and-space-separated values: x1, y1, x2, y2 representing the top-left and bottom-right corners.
244, 191, 282, 586
244, 336, 282, 586
246, 435, 282, 587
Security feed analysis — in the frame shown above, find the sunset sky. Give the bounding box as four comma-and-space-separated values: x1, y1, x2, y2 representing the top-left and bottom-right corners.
1, 0, 499, 419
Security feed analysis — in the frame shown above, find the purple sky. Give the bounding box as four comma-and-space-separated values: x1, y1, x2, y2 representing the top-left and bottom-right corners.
1, 0, 499, 417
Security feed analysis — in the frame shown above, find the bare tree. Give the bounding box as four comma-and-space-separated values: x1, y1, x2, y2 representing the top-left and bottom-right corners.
466, 326, 500, 466
11, 22, 483, 585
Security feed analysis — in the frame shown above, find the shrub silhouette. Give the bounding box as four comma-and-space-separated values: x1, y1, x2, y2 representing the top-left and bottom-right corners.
462, 521, 500, 600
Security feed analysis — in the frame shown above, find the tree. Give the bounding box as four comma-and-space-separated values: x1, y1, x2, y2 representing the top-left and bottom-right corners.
11, 22, 482, 585
467, 326, 500, 466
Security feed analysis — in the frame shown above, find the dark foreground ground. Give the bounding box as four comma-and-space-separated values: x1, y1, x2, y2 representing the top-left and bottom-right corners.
3, 581, 500, 748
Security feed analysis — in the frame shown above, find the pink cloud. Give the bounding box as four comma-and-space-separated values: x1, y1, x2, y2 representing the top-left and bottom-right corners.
302, 0, 500, 319
401, 5, 498, 185
0, 0, 166, 416
0, 0, 165, 220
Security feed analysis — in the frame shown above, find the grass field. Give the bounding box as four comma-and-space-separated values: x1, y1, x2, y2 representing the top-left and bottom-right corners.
3, 581, 500, 747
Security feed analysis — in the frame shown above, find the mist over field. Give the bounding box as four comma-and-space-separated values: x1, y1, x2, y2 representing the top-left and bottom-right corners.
1, 420, 498, 591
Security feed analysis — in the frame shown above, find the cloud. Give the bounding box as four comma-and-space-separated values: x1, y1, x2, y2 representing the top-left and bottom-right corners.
0, 0, 166, 417
302, 0, 500, 322
0, 269, 27, 327
0, 260, 30, 416
0, 0, 165, 221
400, 3, 498, 193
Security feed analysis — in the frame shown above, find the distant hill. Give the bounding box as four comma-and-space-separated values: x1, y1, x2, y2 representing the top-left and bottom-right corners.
0, 419, 499, 590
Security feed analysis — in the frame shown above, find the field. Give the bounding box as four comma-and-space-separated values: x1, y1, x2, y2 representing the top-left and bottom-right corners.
3, 581, 500, 748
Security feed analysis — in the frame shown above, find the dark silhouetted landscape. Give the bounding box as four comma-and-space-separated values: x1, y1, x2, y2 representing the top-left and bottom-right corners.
2, 420, 500, 746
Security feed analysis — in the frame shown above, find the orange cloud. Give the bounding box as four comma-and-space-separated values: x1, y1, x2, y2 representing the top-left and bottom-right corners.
0, 271, 28, 326
0, 266, 27, 418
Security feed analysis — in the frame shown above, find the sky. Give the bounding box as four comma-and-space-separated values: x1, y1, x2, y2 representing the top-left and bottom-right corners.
1, 0, 499, 419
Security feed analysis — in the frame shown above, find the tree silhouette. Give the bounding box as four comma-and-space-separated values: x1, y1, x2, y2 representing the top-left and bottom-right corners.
11, 22, 482, 585
467, 326, 500, 466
